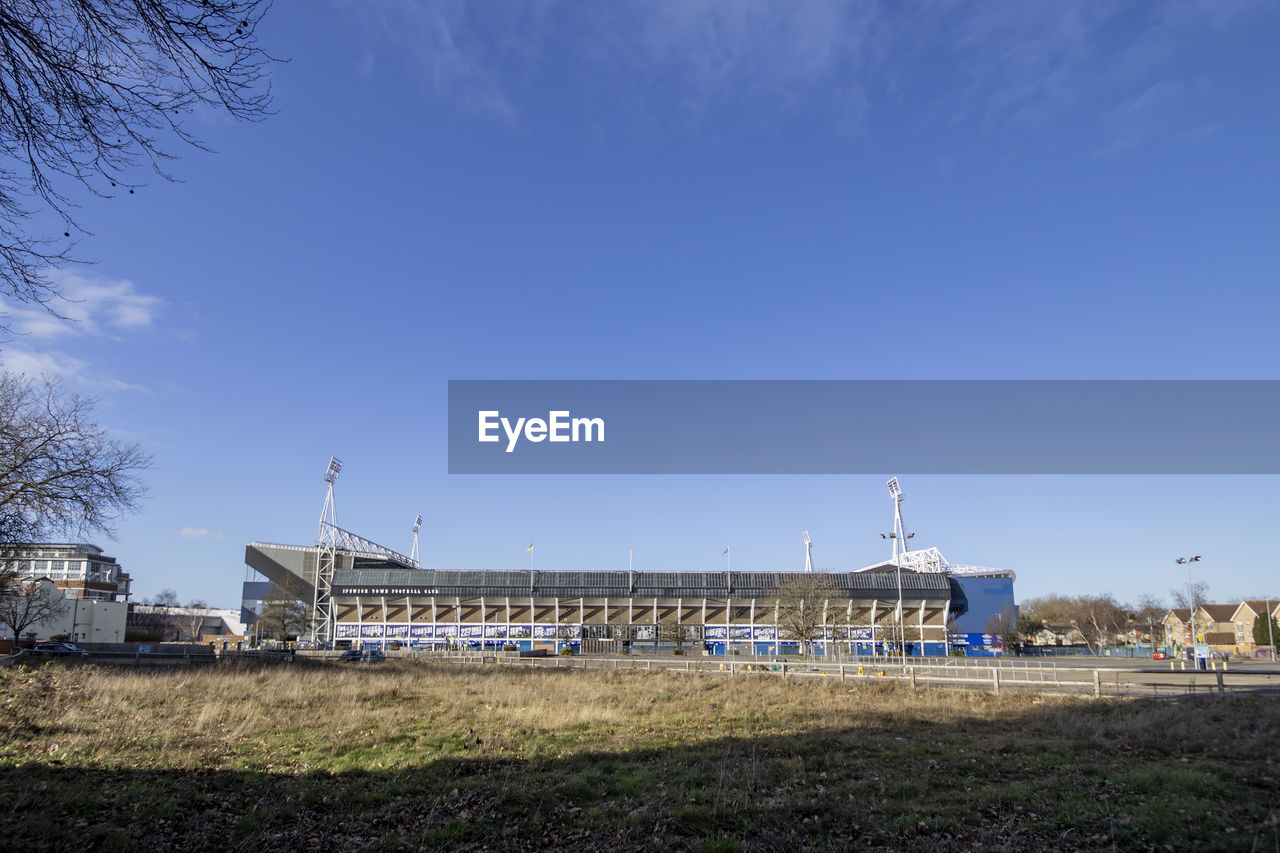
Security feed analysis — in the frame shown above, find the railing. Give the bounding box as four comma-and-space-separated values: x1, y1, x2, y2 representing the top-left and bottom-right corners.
396, 650, 1278, 698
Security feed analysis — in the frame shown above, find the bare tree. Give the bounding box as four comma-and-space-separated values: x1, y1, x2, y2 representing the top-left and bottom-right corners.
181, 599, 208, 641
657, 621, 688, 653
1074, 595, 1128, 656
0, 373, 150, 544
984, 604, 1020, 649
555, 624, 579, 654
1022, 593, 1128, 655
1130, 593, 1167, 643
151, 589, 179, 607
1170, 582, 1211, 612
772, 573, 837, 658
0, 576, 68, 645
1019, 594, 1076, 627
255, 589, 305, 643
0, 0, 275, 309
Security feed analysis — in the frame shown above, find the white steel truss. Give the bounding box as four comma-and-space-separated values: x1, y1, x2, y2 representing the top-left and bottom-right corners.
874, 546, 1015, 581
321, 522, 417, 567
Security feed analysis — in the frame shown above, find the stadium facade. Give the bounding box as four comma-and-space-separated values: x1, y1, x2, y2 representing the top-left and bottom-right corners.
243, 541, 1016, 656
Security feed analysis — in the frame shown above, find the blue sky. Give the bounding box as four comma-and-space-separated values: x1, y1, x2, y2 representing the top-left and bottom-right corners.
2, 1, 1277, 608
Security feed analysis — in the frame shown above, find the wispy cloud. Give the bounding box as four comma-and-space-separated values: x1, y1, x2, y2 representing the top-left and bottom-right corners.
0, 269, 159, 392
338, 0, 533, 122
179, 528, 226, 540
1097, 80, 1186, 155
0, 270, 162, 340
336, 1, 1273, 148
0, 347, 148, 392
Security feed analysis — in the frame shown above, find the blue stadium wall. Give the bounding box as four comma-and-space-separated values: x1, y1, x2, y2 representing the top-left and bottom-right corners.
949, 575, 1017, 635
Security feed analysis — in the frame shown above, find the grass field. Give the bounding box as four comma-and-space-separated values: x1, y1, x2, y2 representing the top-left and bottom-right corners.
1, 660, 1277, 851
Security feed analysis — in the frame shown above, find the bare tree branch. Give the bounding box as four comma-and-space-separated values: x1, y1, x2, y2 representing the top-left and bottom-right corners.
771, 572, 837, 657
0, 576, 68, 645
0, 371, 151, 544
0, 0, 276, 311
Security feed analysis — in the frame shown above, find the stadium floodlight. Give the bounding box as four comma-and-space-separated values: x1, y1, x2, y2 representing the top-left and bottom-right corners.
803, 531, 813, 573
410, 514, 423, 567
324, 456, 343, 483
887, 477, 901, 500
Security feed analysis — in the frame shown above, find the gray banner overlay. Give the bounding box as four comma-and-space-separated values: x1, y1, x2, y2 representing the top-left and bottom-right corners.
447, 380, 1279, 474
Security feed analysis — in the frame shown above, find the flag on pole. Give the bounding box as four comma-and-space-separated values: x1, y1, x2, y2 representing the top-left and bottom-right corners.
722, 546, 729, 556
526, 544, 534, 553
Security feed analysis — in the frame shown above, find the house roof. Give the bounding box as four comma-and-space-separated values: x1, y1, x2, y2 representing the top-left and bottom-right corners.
1235, 601, 1278, 620
1166, 609, 1191, 622
1199, 604, 1238, 622
1204, 631, 1236, 646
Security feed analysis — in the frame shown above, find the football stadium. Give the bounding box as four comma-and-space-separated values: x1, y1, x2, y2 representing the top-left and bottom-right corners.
242, 465, 1016, 656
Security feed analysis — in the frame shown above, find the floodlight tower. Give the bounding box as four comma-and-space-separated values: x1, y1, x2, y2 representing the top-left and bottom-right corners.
410, 515, 423, 568
887, 477, 907, 666
312, 456, 343, 645
318, 456, 342, 545
803, 531, 814, 573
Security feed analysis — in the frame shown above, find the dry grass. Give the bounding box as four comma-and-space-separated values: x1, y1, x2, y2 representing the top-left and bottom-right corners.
1, 659, 1277, 851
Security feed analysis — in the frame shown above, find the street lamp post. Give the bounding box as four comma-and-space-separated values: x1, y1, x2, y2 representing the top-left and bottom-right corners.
1266, 599, 1276, 663
1175, 556, 1202, 662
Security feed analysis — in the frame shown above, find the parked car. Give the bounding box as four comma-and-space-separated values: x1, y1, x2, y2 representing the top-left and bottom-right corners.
360, 649, 385, 663
30, 642, 89, 658
338, 648, 362, 662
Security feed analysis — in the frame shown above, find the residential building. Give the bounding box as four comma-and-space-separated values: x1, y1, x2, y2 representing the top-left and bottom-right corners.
1232, 601, 1280, 655
1195, 604, 1241, 653
0, 578, 127, 644
1, 544, 132, 601
1163, 609, 1192, 647
1031, 624, 1086, 647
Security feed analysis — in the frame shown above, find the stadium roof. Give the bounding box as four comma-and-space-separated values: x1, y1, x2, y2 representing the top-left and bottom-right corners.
331, 567, 953, 600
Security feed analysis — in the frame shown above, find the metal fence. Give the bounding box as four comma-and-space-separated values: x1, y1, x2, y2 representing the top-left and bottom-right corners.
396, 650, 1278, 698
